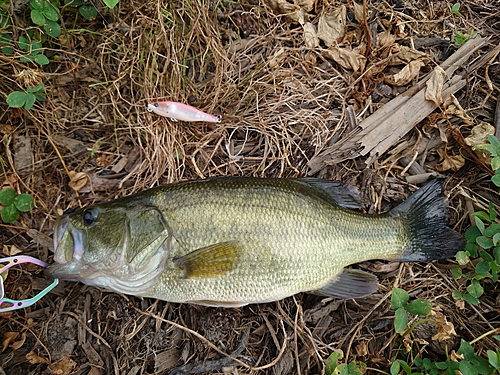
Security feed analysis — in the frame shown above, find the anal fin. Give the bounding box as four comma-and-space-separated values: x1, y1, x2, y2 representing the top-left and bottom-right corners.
312, 268, 378, 299
173, 241, 243, 279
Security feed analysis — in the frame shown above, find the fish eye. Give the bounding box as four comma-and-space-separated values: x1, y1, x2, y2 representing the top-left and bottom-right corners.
82, 208, 99, 227
153, 102, 159, 107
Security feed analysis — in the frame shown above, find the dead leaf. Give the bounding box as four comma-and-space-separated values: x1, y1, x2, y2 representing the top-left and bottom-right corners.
322, 47, 366, 72
430, 308, 456, 342
444, 94, 473, 124
3, 245, 22, 257
303, 22, 319, 48
26, 351, 50, 365
378, 30, 397, 48
355, 341, 368, 356
2, 332, 18, 352
436, 147, 465, 172
464, 122, 495, 147
352, 1, 365, 25
11, 332, 26, 350
450, 350, 464, 362
425, 66, 447, 106
68, 171, 89, 192
385, 60, 425, 86
465, 122, 495, 163
263, 0, 307, 24
317, 6, 346, 47
386, 45, 430, 66
49, 357, 77, 375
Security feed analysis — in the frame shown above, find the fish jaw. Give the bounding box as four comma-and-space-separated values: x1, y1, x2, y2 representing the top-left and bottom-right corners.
47, 208, 172, 296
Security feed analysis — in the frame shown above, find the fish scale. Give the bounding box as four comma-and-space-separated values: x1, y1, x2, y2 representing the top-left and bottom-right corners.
46, 177, 463, 307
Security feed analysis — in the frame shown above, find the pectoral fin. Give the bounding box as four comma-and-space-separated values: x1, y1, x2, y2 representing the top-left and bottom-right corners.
312, 269, 378, 299
173, 241, 243, 278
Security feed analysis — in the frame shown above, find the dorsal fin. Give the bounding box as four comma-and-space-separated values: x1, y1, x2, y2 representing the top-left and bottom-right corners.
296, 178, 361, 210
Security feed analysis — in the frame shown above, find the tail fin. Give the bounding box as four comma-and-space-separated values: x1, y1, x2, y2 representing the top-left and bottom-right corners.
389, 179, 464, 262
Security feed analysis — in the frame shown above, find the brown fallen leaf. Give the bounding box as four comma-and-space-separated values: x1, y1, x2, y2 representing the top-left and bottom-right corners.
465, 121, 495, 163
2, 332, 18, 352
430, 308, 456, 342
3, 245, 23, 256
377, 30, 397, 48
263, 0, 307, 24
425, 66, 448, 106
49, 357, 77, 375
352, 1, 365, 25
10, 332, 26, 351
444, 94, 474, 124
68, 171, 89, 192
436, 147, 465, 172
322, 46, 366, 72
317, 5, 346, 47
385, 60, 425, 86
303, 22, 319, 48
26, 351, 50, 365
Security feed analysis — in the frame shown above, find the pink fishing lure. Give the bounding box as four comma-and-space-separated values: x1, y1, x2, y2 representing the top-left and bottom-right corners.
147, 101, 222, 123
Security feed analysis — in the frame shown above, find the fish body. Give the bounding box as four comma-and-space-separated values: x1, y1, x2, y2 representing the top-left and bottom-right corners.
47, 178, 463, 307
147, 101, 222, 123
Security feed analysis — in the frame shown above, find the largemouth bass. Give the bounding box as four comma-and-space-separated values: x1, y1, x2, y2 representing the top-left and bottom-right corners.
46, 178, 463, 307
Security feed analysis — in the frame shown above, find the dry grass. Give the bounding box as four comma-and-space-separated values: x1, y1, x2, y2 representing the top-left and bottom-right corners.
0, 0, 499, 373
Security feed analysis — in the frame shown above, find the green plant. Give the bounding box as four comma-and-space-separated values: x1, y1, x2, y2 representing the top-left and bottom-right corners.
324, 350, 366, 375
28, 0, 61, 37
0, 189, 33, 223
454, 29, 477, 46
391, 338, 499, 375
449, 2, 461, 16
391, 288, 433, 334
451, 135, 500, 305
6, 82, 46, 110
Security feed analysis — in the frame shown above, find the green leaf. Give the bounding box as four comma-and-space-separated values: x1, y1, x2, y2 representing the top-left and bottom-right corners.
30, 9, 46, 25
492, 174, 500, 187
491, 157, 500, 171
466, 241, 479, 258
488, 134, 500, 150
472, 211, 490, 222
488, 202, 497, 220
464, 293, 479, 305
325, 351, 343, 375
79, 4, 97, 19
23, 93, 36, 110
6, 91, 27, 108
1, 204, 19, 223
457, 340, 475, 360
494, 246, 500, 263
0, 189, 16, 205
475, 218, 485, 234
492, 233, 500, 247
452, 290, 463, 300
465, 226, 481, 243
476, 236, 493, 249
394, 307, 408, 333
466, 279, 484, 299
486, 350, 499, 370
435, 362, 448, 370
42, 5, 59, 21
479, 250, 493, 262
34, 54, 49, 65
456, 251, 469, 265
391, 288, 409, 309
459, 360, 478, 375
18, 35, 30, 51
451, 268, 462, 279
26, 83, 44, 93
29, 0, 45, 11
14, 194, 33, 212
390, 361, 400, 375
475, 261, 490, 275
43, 19, 61, 37
102, 0, 118, 8
405, 299, 432, 316
473, 143, 496, 155
451, 2, 460, 13
483, 223, 500, 237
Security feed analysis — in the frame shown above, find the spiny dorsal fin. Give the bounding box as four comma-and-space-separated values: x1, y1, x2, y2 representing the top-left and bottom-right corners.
312, 268, 378, 299
173, 241, 243, 278
296, 178, 361, 210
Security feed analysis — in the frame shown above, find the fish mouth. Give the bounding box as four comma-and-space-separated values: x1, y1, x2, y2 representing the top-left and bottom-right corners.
46, 215, 99, 281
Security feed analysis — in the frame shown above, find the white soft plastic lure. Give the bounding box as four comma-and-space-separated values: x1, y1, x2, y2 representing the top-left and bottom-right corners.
147, 101, 222, 123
